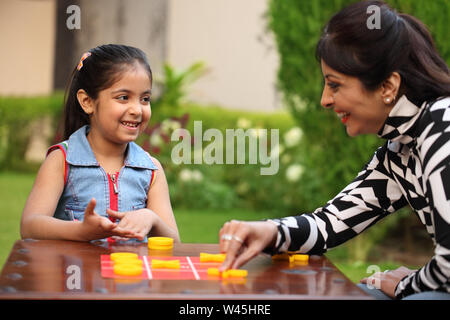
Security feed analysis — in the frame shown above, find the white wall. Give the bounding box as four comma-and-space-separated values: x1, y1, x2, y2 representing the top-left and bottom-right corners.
0, 0, 56, 96
167, 0, 280, 111
0, 0, 281, 112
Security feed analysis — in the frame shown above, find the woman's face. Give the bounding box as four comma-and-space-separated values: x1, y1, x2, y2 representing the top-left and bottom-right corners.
320, 60, 393, 137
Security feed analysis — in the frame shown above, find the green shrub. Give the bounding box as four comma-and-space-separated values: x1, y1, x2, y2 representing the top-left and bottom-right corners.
0, 93, 63, 171
142, 103, 302, 214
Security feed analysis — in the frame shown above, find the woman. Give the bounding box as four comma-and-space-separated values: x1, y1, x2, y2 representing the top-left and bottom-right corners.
219, 0, 450, 300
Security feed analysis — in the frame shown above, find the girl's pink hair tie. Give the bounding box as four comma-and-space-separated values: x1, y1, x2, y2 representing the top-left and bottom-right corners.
77, 52, 91, 71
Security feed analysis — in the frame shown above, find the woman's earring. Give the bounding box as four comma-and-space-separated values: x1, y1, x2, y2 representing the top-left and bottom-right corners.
385, 97, 391, 104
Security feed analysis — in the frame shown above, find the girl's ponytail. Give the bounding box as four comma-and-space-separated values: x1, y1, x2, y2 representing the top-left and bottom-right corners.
63, 67, 90, 140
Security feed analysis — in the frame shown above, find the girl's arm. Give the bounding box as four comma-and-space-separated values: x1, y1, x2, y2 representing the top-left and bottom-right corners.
21, 150, 129, 241
21, 149, 80, 240
145, 157, 180, 242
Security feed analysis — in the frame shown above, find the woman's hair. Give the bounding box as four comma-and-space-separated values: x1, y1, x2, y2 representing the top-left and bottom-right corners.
316, 0, 450, 106
63, 44, 152, 139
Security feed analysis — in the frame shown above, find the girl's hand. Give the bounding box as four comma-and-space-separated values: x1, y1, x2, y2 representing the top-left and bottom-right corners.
360, 266, 416, 298
79, 198, 136, 241
106, 208, 156, 241
219, 220, 278, 271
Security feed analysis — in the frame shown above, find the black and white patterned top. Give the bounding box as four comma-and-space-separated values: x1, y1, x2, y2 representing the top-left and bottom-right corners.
269, 95, 450, 299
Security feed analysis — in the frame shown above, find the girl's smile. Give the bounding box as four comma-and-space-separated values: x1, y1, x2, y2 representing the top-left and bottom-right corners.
84, 63, 152, 149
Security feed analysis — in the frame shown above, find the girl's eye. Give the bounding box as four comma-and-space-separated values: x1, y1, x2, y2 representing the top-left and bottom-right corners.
117, 95, 128, 101
142, 96, 151, 103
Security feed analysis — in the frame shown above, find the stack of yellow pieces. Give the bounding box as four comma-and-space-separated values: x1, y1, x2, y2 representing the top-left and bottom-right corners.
148, 237, 174, 250
207, 268, 248, 278
111, 252, 143, 276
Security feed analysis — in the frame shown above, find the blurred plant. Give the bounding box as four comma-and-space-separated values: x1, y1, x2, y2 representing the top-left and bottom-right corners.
0, 94, 63, 171
153, 62, 207, 115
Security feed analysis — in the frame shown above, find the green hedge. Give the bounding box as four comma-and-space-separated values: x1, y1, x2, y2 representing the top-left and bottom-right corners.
0, 93, 63, 171
144, 103, 302, 214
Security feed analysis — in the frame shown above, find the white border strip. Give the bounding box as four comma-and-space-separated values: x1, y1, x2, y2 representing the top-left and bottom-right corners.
186, 256, 200, 280
143, 256, 152, 279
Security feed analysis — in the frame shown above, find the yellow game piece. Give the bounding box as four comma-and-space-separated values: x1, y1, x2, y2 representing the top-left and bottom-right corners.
200, 252, 227, 263
207, 268, 220, 276
113, 263, 143, 276
271, 253, 291, 261
227, 269, 248, 278
207, 268, 248, 278
292, 254, 309, 262
114, 257, 143, 267
151, 259, 180, 269
148, 237, 174, 250
110, 252, 138, 261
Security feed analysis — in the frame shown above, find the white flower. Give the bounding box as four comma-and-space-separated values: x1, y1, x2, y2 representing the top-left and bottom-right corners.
285, 164, 304, 182
191, 169, 203, 182
161, 119, 181, 133
237, 118, 252, 129
292, 96, 307, 112
179, 169, 192, 182
284, 127, 303, 147
150, 132, 164, 147
270, 144, 284, 159
179, 168, 203, 182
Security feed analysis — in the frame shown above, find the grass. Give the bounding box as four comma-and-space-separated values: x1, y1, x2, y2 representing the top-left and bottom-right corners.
0, 172, 34, 267
0, 171, 407, 283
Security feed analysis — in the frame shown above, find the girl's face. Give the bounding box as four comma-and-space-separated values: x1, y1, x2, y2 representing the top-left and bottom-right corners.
90, 63, 152, 145
320, 60, 393, 137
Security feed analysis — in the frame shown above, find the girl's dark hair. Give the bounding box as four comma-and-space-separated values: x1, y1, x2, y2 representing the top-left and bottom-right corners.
63, 44, 152, 139
316, 0, 450, 106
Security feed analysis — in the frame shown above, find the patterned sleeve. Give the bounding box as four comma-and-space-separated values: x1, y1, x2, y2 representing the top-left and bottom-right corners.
268, 144, 408, 255
394, 101, 450, 299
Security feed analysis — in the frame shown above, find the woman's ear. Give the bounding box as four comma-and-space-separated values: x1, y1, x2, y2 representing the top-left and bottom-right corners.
77, 89, 94, 115
381, 72, 401, 105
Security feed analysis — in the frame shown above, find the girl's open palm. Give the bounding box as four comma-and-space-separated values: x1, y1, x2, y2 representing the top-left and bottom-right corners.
80, 198, 137, 241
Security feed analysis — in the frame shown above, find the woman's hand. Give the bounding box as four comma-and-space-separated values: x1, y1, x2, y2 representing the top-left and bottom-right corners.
107, 207, 157, 241
360, 266, 416, 298
219, 220, 278, 271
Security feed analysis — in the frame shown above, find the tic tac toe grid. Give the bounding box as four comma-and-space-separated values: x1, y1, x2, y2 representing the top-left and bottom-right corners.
101, 255, 223, 280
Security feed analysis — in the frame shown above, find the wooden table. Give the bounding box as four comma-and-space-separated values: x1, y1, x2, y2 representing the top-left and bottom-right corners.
0, 239, 371, 300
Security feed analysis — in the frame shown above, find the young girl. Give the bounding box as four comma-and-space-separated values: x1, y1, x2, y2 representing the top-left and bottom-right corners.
20, 44, 180, 243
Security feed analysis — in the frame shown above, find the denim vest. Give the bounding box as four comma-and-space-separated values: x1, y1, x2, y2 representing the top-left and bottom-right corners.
51, 125, 158, 223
